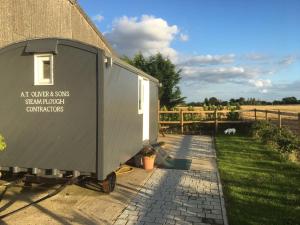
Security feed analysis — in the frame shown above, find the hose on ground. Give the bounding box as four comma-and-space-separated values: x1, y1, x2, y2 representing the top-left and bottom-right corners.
115, 165, 134, 175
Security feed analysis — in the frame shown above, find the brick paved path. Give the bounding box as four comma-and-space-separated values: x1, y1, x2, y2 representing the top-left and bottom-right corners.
114, 135, 228, 225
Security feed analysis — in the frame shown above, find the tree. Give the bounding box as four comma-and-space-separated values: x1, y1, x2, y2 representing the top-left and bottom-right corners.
281, 97, 298, 104
238, 97, 245, 105
204, 98, 209, 106
208, 97, 220, 105
124, 53, 185, 108
229, 98, 237, 104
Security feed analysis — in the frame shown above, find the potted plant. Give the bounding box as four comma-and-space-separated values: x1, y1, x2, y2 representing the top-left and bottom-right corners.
141, 146, 156, 171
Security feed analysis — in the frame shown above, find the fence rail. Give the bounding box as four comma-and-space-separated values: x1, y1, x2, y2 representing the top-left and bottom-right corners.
159, 109, 300, 134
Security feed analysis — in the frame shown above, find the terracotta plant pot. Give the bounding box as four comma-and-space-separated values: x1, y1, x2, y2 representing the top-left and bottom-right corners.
143, 155, 156, 170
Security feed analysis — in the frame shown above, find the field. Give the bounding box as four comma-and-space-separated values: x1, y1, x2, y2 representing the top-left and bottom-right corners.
176, 105, 300, 135
240, 105, 300, 135
241, 104, 300, 119
216, 135, 300, 225
179, 104, 300, 113
241, 104, 300, 112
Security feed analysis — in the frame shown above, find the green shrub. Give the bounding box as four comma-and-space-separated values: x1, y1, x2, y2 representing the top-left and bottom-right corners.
251, 120, 278, 143
0, 134, 6, 151
251, 121, 300, 154
260, 125, 279, 145
187, 106, 194, 111
276, 128, 299, 154
227, 109, 240, 121
235, 103, 241, 110
160, 105, 168, 111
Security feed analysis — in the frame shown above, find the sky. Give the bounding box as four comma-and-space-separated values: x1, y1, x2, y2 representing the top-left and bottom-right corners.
78, 0, 300, 102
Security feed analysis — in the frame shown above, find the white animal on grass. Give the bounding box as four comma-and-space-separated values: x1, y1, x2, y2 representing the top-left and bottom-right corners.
224, 128, 236, 135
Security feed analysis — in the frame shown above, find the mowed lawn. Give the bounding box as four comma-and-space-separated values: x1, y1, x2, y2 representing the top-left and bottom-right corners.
216, 135, 300, 225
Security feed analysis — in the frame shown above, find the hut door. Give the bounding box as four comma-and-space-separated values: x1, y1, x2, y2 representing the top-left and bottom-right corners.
143, 79, 150, 141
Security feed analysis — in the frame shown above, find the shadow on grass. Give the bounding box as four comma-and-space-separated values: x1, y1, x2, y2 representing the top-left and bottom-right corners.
216, 134, 300, 225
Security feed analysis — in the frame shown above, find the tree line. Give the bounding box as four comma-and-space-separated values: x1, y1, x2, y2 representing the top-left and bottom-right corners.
188, 96, 300, 107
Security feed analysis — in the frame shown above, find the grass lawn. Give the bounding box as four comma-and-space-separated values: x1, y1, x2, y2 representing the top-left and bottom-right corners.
216, 135, 300, 225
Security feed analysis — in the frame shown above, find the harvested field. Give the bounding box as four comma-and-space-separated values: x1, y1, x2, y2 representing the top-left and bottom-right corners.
240, 105, 300, 135
241, 104, 300, 113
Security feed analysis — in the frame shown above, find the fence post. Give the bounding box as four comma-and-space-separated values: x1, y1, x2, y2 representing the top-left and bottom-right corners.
214, 109, 218, 134
265, 110, 268, 121
278, 110, 282, 129
180, 110, 184, 134
254, 109, 257, 120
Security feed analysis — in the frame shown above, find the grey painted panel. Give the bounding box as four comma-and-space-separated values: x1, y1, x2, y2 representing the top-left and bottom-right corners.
0, 42, 97, 172
102, 63, 143, 178
25, 39, 58, 54
149, 81, 158, 144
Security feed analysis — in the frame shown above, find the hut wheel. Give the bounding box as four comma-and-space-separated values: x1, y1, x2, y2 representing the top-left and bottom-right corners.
102, 172, 116, 193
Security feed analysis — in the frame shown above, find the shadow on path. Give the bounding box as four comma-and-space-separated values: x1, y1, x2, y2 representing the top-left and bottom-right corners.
114, 135, 225, 225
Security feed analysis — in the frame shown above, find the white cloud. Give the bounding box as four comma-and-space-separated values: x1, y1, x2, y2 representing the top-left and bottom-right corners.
278, 56, 296, 66
244, 53, 269, 61
182, 66, 260, 83
93, 14, 104, 23
250, 80, 300, 99
271, 80, 300, 93
183, 66, 244, 77
180, 65, 278, 96
104, 15, 179, 61
179, 33, 189, 42
180, 54, 235, 66
248, 79, 272, 88
248, 79, 272, 93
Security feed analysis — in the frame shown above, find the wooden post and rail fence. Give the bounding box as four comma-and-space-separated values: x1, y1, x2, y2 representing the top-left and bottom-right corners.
159, 109, 300, 134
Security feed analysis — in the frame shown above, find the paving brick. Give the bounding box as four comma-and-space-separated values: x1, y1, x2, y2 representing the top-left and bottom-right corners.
126, 220, 144, 225
127, 210, 139, 216
127, 205, 137, 211
117, 213, 128, 220
155, 217, 167, 224
175, 221, 191, 225
140, 216, 156, 223
186, 216, 203, 223
166, 219, 176, 224
127, 215, 139, 221
212, 209, 222, 215
215, 219, 224, 225
205, 213, 223, 220
173, 215, 186, 221
114, 219, 128, 225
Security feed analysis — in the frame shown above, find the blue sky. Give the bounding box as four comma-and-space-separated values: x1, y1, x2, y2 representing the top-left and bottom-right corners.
78, 0, 300, 102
